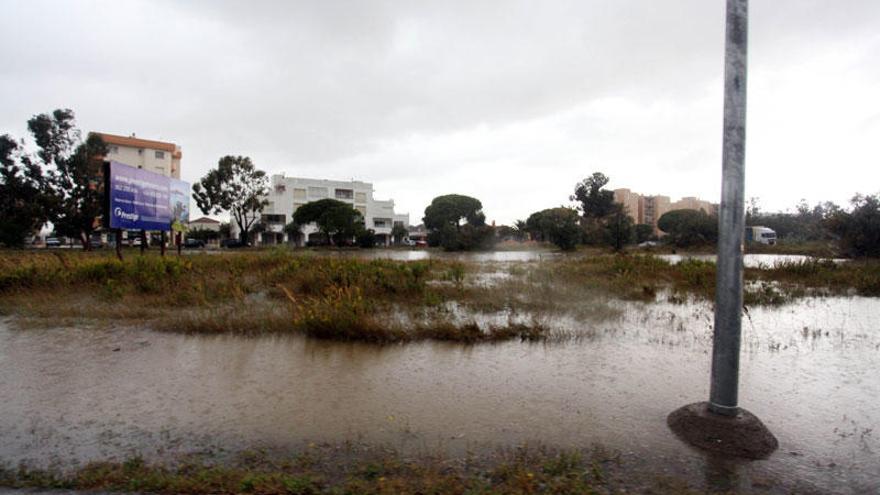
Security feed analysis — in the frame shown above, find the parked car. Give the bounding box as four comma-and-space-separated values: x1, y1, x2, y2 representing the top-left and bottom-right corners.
184, 238, 206, 249
220, 238, 248, 248
415, 240, 428, 247
45, 237, 61, 248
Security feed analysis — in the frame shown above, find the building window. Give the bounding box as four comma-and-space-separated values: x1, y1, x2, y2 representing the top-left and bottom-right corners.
373, 218, 391, 228
137, 149, 144, 155
261, 214, 285, 224
155, 151, 165, 159
335, 188, 353, 200
308, 186, 328, 198
293, 188, 307, 200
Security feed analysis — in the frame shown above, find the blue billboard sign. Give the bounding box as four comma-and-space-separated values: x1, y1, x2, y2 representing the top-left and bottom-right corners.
105, 161, 190, 231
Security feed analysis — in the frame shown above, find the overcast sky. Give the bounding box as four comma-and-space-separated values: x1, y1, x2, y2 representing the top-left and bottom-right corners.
2, 0, 878, 224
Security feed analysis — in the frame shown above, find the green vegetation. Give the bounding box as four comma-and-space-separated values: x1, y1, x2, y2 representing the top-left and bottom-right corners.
524, 207, 581, 251
826, 193, 880, 258
423, 194, 495, 251
1, 250, 879, 341
0, 445, 743, 494
0, 251, 548, 342
0, 135, 50, 248
193, 155, 269, 244
294, 198, 366, 246
1, 108, 108, 249
656, 209, 717, 248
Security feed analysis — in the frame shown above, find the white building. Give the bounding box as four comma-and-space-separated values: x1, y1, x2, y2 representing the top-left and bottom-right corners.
252, 174, 409, 246
91, 132, 182, 178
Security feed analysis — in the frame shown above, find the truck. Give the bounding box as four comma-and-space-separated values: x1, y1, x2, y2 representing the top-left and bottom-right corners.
745, 226, 777, 245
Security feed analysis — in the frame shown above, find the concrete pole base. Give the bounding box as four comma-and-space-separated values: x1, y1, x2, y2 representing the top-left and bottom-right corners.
668, 402, 778, 459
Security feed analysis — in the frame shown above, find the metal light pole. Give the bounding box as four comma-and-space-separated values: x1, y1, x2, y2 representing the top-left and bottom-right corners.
668, 0, 777, 458
710, 0, 748, 416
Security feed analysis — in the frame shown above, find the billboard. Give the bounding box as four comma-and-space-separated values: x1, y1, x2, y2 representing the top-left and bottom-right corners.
104, 161, 190, 231
169, 178, 190, 232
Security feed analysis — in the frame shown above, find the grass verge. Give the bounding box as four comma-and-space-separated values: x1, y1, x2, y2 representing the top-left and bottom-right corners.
0, 444, 794, 495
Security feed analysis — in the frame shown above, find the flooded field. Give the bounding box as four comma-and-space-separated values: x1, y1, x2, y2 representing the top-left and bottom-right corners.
1, 252, 878, 493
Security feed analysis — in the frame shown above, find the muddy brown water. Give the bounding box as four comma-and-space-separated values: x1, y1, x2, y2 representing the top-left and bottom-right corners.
1, 254, 878, 493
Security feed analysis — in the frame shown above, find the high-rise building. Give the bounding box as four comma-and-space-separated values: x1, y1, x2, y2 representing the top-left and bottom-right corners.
613, 188, 715, 235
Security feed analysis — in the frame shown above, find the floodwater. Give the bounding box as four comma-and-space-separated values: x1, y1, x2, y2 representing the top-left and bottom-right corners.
1, 255, 878, 493
323, 248, 560, 263
323, 248, 839, 268
658, 253, 846, 268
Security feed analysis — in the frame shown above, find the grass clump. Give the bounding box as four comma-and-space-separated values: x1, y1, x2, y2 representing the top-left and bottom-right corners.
0, 445, 730, 495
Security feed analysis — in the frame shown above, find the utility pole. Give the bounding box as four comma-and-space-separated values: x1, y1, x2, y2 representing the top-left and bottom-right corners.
667, 0, 777, 459
710, 0, 748, 417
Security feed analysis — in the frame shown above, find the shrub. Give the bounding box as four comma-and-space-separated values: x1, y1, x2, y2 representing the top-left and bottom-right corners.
826, 194, 880, 258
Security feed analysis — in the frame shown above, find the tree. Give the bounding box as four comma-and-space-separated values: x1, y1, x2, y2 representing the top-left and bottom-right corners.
193, 156, 268, 244
747, 199, 839, 242
657, 209, 718, 247
23, 110, 108, 250
356, 228, 377, 248
293, 198, 363, 246
423, 194, 486, 230
603, 203, 635, 251
0, 135, 52, 247
525, 207, 581, 250
825, 194, 880, 258
391, 223, 408, 245
284, 220, 303, 246
571, 172, 615, 220
634, 224, 655, 244
423, 194, 493, 251
514, 220, 529, 241
495, 225, 519, 242
219, 222, 232, 240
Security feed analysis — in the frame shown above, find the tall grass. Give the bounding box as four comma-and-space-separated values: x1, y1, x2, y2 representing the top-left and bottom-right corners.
2, 251, 878, 341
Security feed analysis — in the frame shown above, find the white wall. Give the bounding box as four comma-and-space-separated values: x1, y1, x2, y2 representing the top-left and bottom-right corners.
108, 146, 174, 177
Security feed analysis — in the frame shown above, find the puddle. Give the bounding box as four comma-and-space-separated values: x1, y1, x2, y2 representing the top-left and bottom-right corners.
1, 291, 878, 493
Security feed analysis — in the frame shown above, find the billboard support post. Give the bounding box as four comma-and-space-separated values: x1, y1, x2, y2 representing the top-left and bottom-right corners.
115, 229, 123, 261
140, 230, 146, 254
160, 231, 167, 257
666, 0, 778, 460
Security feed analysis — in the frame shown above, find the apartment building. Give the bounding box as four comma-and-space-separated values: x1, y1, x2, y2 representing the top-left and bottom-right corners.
613, 189, 716, 235
252, 174, 409, 246
91, 132, 182, 179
